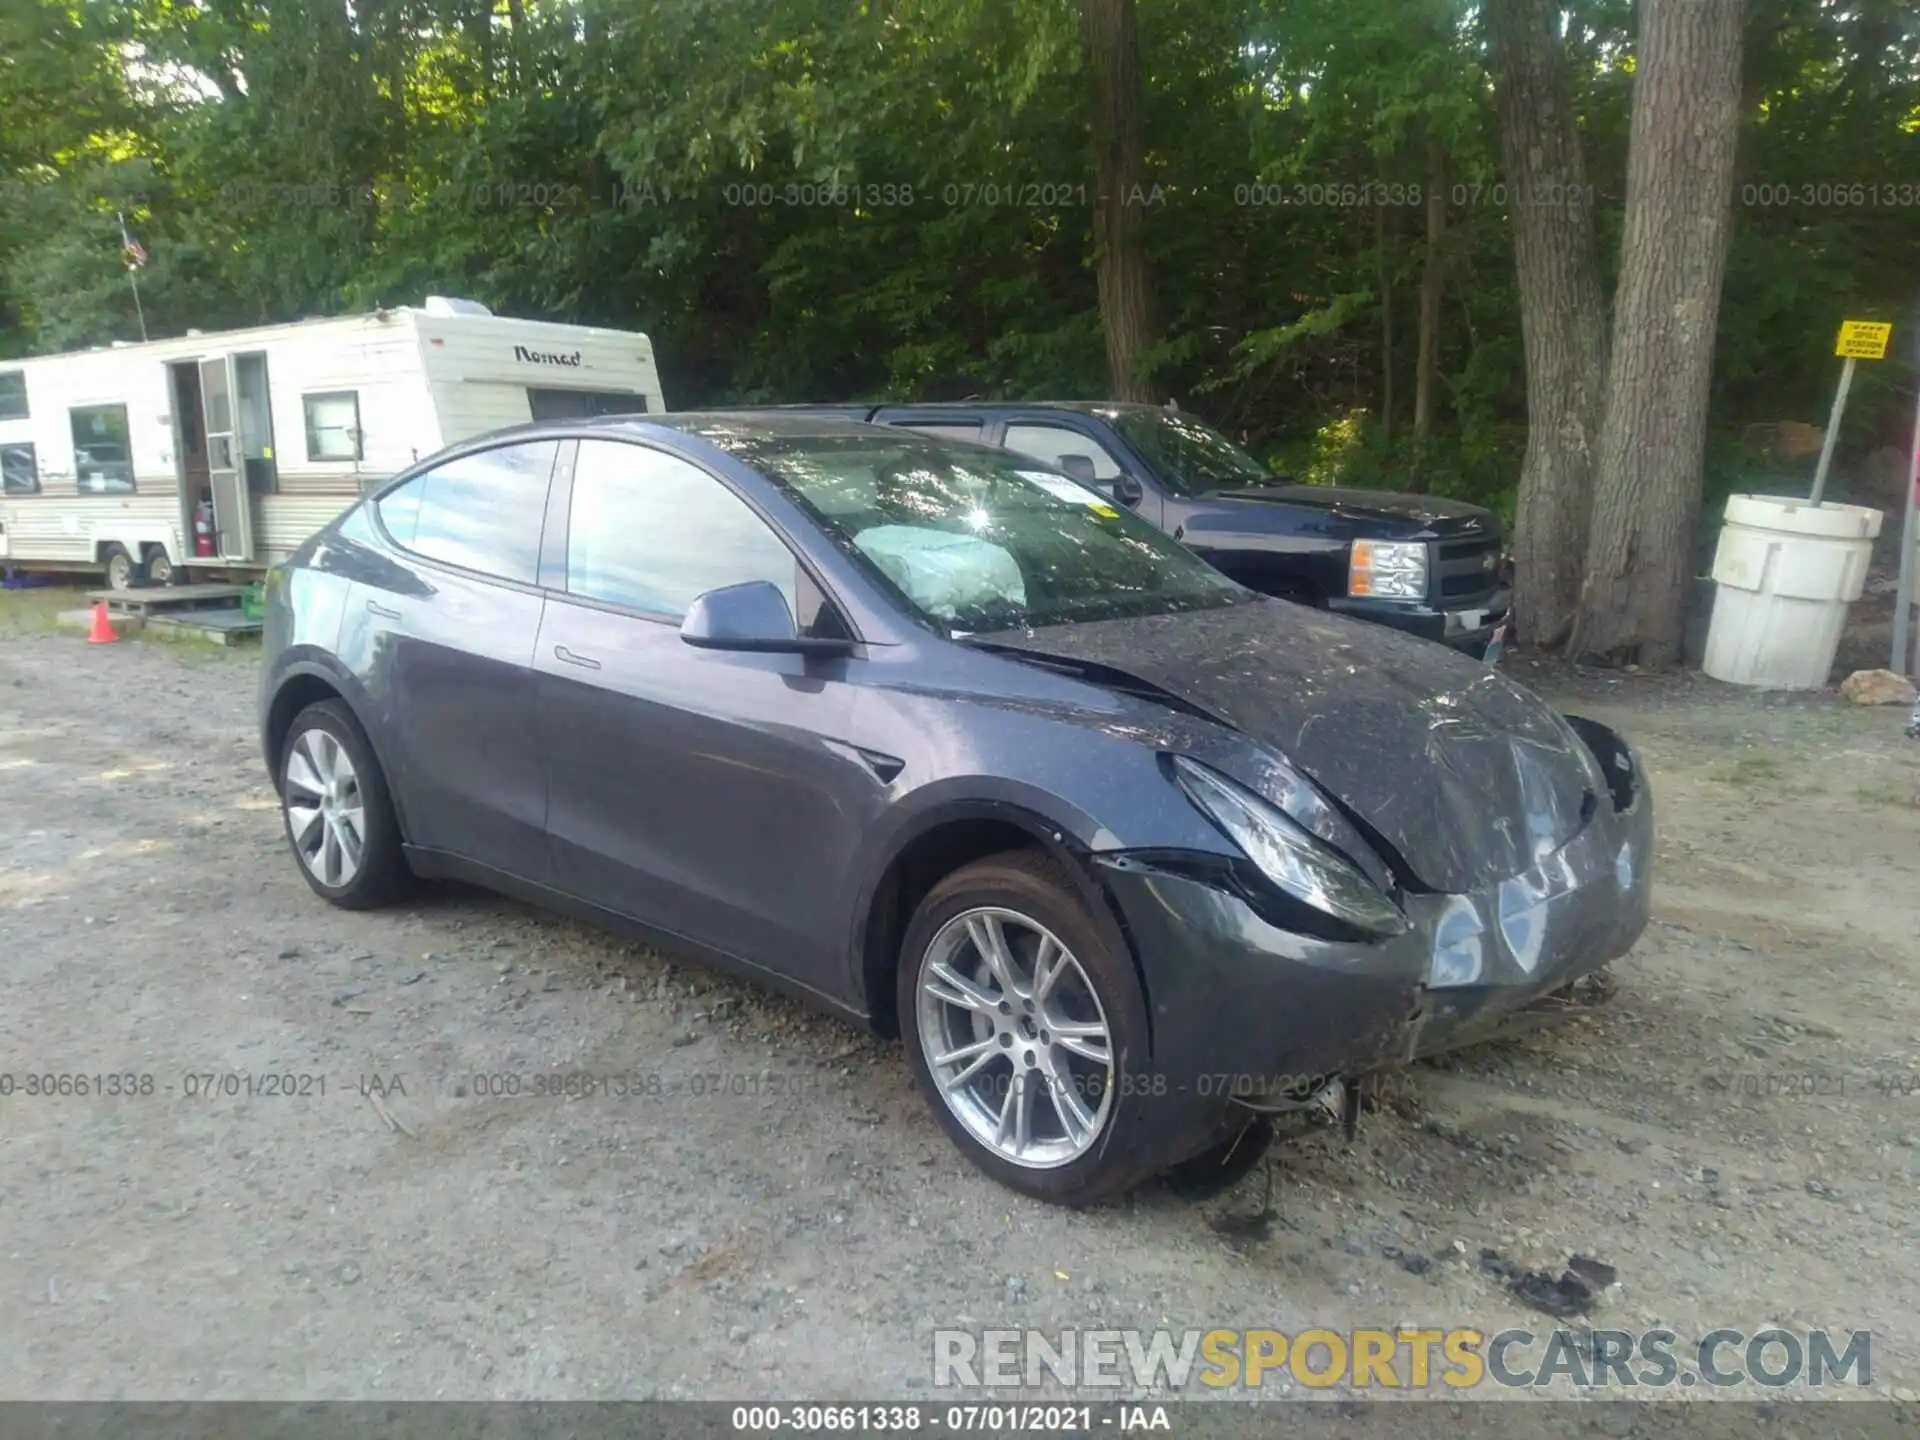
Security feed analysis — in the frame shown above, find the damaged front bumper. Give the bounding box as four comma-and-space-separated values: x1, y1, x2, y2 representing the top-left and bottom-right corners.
1090, 723, 1653, 1128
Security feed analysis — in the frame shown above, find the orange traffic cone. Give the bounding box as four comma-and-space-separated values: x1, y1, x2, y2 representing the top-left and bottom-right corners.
85, 601, 119, 645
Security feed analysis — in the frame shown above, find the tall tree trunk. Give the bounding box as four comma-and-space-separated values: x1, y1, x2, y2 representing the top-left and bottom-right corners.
377, 0, 409, 163
1486, 0, 1608, 650
506, 0, 527, 88
1376, 200, 1394, 444
1571, 0, 1744, 664
1413, 139, 1446, 443
1081, 0, 1157, 402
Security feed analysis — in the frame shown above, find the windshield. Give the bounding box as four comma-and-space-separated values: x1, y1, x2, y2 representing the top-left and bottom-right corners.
710, 431, 1248, 633
1109, 410, 1273, 497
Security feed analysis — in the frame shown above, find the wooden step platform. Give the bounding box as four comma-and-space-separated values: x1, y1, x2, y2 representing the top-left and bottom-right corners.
145, 607, 262, 645
89, 583, 246, 616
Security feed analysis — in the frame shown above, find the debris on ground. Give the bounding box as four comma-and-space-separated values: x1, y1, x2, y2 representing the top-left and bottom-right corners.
1839, 668, 1918, 706
1480, 1247, 1616, 1318
1208, 1160, 1278, 1244
1567, 1254, 1618, 1289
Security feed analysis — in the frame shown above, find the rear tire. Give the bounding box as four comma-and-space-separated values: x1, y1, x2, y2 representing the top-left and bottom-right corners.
145, 549, 176, 586
897, 849, 1155, 1206
279, 699, 411, 909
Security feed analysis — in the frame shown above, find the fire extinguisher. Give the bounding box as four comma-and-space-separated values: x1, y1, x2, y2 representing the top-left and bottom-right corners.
193, 499, 215, 557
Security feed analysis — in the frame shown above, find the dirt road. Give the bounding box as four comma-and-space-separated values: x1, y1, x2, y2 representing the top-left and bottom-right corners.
3, 596, 1919, 1402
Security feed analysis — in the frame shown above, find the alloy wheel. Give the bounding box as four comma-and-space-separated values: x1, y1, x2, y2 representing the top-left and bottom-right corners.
915, 906, 1115, 1168
283, 728, 366, 889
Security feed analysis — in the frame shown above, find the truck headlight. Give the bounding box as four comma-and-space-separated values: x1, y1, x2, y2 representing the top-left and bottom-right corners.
1170, 755, 1408, 937
1349, 540, 1428, 600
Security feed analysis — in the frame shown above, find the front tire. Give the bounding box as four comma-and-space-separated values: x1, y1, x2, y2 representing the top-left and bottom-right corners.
279, 699, 411, 909
898, 850, 1154, 1206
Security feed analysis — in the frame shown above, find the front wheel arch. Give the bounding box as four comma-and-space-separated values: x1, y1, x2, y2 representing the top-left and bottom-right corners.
853, 803, 1150, 1052
896, 848, 1157, 1203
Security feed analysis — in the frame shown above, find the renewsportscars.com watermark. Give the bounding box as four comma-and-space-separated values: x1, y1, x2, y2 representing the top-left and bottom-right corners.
933, 1327, 1873, 1391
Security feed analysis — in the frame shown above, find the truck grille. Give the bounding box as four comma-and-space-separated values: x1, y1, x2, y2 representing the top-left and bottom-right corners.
1434, 532, 1504, 602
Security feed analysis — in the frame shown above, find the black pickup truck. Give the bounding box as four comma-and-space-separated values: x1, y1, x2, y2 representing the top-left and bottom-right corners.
749, 401, 1510, 654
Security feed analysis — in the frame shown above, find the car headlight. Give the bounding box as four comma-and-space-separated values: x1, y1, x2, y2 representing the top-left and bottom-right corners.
1496, 872, 1550, 973
1348, 540, 1428, 600
1430, 895, 1485, 987
1170, 755, 1408, 937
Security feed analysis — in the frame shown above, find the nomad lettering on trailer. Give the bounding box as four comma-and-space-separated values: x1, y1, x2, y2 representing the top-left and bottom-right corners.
513, 344, 583, 367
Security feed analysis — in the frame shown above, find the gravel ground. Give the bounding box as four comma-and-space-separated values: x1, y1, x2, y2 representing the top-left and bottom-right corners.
3, 589, 1919, 1405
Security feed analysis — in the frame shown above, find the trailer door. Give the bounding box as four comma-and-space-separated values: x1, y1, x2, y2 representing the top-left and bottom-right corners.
199, 355, 255, 562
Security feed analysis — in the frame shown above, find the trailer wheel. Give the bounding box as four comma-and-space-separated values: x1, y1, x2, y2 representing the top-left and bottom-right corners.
101, 544, 138, 591
144, 548, 176, 586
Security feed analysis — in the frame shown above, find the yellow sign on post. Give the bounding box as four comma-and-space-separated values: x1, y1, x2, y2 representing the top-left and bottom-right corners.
1835, 320, 1892, 360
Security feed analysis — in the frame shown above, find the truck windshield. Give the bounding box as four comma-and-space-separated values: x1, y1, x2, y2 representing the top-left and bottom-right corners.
1110, 410, 1273, 497
707, 429, 1248, 634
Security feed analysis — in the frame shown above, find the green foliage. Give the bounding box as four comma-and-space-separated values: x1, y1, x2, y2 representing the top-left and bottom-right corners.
0, 0, 1914, 518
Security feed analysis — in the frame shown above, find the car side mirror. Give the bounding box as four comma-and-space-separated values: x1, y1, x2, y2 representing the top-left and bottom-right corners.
1058, 454, 1098, 482
1111, 473, 1144, 507
680, 580, 853, 656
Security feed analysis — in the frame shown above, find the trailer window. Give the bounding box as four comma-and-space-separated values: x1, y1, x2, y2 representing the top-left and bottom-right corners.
70, 405, 134, 493
1, 443, 37, 494
304, 391, 363, 462
0, 371, 25, 421
527, 387, 647, 421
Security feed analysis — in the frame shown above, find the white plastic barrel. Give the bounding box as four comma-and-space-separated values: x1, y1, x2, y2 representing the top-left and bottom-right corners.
1702, 493, 1882, 689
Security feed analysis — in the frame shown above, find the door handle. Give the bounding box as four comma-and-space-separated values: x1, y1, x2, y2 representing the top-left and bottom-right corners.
553, 644, 601, 671
366, 599, 401, 620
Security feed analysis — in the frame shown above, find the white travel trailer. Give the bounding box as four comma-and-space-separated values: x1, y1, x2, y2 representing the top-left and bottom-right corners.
0, 297, 665, 587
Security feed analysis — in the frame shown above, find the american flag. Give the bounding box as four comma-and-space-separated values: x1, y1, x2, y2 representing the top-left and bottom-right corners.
117, 211, 148, 268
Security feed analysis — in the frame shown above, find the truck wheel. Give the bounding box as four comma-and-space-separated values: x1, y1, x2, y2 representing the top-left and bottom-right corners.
898, 850, 1156, 1207
144, 549, 176, 586
101, 544, 139, 591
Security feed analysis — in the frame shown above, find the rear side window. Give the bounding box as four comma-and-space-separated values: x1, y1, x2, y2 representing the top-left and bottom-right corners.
0, 371, 26, 421
1, 442, 37, 494
894, 421, 981, 441
375, 440, 556, 584
565, 438, 798, 620
1003, 423, 1123, 481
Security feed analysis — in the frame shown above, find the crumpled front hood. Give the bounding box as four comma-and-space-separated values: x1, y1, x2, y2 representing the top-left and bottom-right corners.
981, 599, 1599, 893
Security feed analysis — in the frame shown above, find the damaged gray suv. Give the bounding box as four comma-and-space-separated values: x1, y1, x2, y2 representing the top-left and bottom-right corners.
259, 414, 1653, 1205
